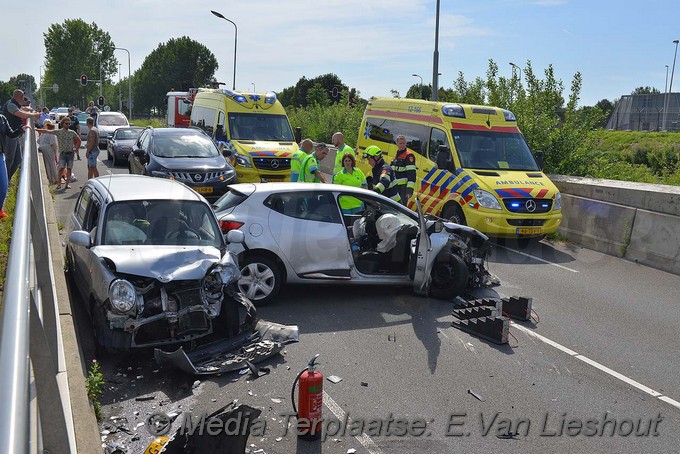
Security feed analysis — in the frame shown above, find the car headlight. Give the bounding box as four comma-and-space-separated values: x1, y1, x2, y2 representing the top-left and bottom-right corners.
472, 189, 502, 210
234, 153, 252, 168
109, 279, 136, 313
553, 192, 562, 210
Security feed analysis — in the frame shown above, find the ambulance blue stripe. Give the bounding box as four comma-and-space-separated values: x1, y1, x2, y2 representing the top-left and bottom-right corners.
439, 174, 457, 192
424, 168, 438, 181
430, 170, 446, 187
461, 183, 478, 198
450, 174, 472, 193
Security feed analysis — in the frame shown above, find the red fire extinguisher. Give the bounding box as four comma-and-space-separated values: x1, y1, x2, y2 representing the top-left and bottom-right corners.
291, 354, 323, 439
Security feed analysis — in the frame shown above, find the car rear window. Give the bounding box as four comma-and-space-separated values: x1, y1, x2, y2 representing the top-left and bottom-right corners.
212, 188, 249, 212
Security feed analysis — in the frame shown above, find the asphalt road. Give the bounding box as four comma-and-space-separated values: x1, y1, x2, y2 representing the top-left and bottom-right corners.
53, 152, 680, 454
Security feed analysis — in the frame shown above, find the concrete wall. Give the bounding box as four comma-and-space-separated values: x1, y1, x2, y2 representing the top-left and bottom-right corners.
551, 175, 680, 275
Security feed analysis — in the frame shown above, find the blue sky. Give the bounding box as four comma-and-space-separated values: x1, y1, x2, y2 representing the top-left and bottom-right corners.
3, 0, 680, 107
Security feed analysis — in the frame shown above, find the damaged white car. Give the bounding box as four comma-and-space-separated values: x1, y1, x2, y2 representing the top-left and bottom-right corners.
65, 175, 297, 362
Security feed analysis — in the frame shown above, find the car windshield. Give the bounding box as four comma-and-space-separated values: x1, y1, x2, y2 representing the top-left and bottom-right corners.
102, 200, 223, 247
56, 108, 69, 114
114, 129, 143, 140
452, 130, 540, 171
152, 133, 219, 158
98, 114, 128, 126
228, 113, 294, 141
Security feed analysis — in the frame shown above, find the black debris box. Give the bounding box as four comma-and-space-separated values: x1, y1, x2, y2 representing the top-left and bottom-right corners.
501, 296, 532, 321
451, 316, 509, 344
452, 305, 499, 320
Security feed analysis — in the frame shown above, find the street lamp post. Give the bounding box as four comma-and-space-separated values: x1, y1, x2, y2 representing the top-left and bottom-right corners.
211, 10, 238, 91
509, 62, 522, 83
118, 63, 122, 112
662, 39, 680, 131
431, 0, 440, 101
251, 83, 255, 93
39, 65, 45, 107
412, 74, 423, 99
114, 47, 132, 119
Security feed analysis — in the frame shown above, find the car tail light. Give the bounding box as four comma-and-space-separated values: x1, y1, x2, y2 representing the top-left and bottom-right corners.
220, 220, 244, 233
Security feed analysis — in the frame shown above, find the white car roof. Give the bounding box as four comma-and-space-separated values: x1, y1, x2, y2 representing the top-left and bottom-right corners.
229, 182, 379, 197
91, 174, 204, 203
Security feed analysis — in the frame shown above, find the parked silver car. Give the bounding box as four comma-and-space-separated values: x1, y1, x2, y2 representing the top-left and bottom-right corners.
213, 183, 493, 305
95, 111, 130, 147
65, 174, 290, 355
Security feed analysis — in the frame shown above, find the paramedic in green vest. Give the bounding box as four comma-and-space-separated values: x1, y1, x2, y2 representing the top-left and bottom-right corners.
391, 135, 417, 207
332, 152, 367, 214
299, 142, 329, 183
332, 132, 355, 175
290, 138, 313, 181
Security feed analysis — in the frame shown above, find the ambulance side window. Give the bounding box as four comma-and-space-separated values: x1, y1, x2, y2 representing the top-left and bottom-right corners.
365, 118, 394, 145
191, 106, 216, 136
216, 111, 227, 141
428, 128, 451, 163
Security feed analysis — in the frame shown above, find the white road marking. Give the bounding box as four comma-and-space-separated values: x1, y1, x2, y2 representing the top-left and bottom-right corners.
323, 390, 383, 454
512, 323, 679, 411
495, 244, 579, 273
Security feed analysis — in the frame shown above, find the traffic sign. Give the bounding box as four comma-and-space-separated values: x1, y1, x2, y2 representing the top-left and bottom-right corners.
52, 83, 59, 93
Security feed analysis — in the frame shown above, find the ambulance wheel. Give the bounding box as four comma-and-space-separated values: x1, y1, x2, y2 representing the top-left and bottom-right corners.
430, 254, 469, 299
238, 254, 282, 306
442, 204, 467, 225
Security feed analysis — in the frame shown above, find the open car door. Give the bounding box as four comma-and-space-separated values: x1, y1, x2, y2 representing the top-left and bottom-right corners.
412, 198, 432, 295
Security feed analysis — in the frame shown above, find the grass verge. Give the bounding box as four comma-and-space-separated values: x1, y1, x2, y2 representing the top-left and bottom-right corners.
0, 173, 19, 308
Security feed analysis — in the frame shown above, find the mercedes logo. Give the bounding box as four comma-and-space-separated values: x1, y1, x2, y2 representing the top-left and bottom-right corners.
270, 159, 280, 169
194, 173, 203, 181
525, 199, 537, 212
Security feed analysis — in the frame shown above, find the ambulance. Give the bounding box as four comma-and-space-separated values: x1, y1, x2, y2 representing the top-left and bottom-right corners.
189, 89, 297, 182
356, 97, 562, 239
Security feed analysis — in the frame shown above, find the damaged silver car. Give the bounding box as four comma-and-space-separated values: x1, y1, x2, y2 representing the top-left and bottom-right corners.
65, 174, 297, 356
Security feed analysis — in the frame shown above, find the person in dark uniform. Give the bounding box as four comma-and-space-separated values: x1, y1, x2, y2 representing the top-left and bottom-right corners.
391, 135, 416, 207
364, 145, 401, 204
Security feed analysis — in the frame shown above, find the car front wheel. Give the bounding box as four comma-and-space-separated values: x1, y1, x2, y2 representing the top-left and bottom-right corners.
429, 253, 469, 299
238, 254, 282, 306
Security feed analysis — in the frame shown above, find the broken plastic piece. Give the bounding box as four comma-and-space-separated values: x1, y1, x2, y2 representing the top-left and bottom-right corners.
327, 375, 343, 384
135, 395, 155, 401
467, 389, 485, 402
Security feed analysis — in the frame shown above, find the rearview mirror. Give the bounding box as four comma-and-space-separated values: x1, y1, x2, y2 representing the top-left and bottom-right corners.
69, 230, 92, 249
294, 127, 302, 144
436, 145, 452, 171
534, 150, 544, 169
226, 229, 245, 244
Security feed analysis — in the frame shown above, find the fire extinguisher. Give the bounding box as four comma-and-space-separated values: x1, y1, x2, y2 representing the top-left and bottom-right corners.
291, 354, 323, 439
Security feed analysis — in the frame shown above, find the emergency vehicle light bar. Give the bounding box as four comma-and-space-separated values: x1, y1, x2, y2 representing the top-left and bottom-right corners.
442, 104, 465, 119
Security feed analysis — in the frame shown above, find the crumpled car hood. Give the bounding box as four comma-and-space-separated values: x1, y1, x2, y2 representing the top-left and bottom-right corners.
93, 245, 222, 281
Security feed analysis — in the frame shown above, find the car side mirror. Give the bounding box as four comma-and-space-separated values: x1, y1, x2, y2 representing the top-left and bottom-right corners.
534, 150, 544, 169
436, 145, 452, 171
69, 230, 92, 248
294, 127, 302, 144
226, 229, 245, 244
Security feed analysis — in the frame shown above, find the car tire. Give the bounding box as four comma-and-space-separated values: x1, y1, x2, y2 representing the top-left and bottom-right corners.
92, 304, 131, 354
238, 254, 282, 306
441, 204, 467, 225
429, 253, 469, 299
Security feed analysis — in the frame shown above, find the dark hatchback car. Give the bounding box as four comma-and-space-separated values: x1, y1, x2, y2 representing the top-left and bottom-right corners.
107, 126, 144, 166
129, 127, 236, 201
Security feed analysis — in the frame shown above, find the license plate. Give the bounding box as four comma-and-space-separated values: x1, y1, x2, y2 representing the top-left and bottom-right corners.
194, 186, 213, 194
516, 227, 542, 235
260, 177, 284, 183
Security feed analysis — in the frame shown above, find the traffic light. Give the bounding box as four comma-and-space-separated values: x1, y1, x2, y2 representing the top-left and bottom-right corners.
97, 96, 105, 106
80, 74, 88, 86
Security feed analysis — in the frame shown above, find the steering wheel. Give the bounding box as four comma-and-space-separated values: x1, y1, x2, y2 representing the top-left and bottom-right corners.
165, 228, 200, 242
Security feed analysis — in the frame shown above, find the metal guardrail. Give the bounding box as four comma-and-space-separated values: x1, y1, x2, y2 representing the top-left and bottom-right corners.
0, 121, 75, 453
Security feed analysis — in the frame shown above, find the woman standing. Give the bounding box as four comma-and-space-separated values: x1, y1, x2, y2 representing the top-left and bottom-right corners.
36, 117, 81, 190
332, 152, 367, 214
37, 120, 59, 184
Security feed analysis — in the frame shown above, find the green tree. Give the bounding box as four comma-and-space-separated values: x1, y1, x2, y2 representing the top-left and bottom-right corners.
133, 36, 218, 115
43, 19, 117, 109
278, 74, 345, 108
405, 83, 431, 100
631, 86, 660, 95
0, 81, 12, 103
306, 83, 331, 107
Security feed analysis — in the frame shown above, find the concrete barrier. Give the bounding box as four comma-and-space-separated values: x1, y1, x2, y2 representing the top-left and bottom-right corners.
551, 175, 680, 275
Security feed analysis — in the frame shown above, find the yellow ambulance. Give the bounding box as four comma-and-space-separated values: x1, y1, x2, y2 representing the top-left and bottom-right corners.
356, 97, 562, 239
190, 89, 298, 182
